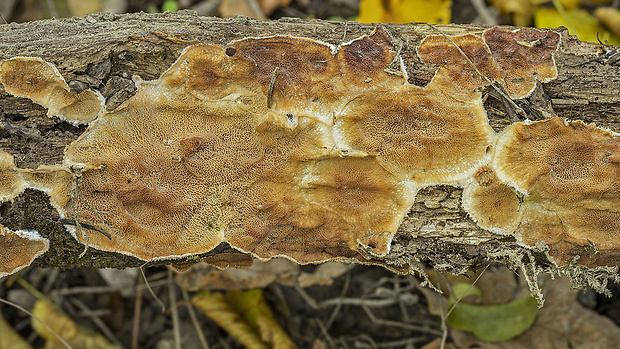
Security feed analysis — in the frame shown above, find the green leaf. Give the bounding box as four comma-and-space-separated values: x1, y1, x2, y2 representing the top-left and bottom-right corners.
161, 0, 179, 12
451, 282, 482, 300
447, 283, 538, 342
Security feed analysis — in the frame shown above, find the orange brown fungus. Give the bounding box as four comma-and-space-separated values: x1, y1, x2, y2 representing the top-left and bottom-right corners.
7, 27, 612, 268
53, 27, 501, 263
0, 150, 26, 202
484, 27, 560, 99
0, 57, 103, 124
461, 166, 523, 235
493, 118, 620, 266
0, 224, 49, 277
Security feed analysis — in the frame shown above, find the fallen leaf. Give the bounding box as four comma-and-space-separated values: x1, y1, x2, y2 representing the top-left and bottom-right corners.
31, 300, 118, 349
487, 0, 538, 27
0, 315, 32, 349
595, 7, 620, 38
358, 0, 451, 24
219, 0, 266, 19
176, 260, 349, 291
192, 289, 297, 349
534, 7, 620, 45
488, 0, 579, 27
441, 275, 620, 348
258, 0, 291, 16
67, 0, 102, 16
447, 283, 538, 342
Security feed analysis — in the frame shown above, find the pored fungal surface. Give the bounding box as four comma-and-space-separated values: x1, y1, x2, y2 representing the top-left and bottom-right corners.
55, 28, 499, 263
492, 118, 620, 266
0, 57, 103, 124
0, 224, 49, 277
0, 150, 26, 202
6, 26, 615, 268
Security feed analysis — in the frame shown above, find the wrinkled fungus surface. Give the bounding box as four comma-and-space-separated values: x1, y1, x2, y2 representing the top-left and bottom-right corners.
0, 224, 49, 277
0, 150, 25, 202
492, 118, 620, 266
0, 57, 103, 124
3, 26, 618, 268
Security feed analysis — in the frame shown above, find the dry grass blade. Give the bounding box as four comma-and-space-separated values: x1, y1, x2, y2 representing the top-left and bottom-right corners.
181, 289, 209, 349
141, 266, 166, 313
168, 270, 181, 349
131, 275, 143, 349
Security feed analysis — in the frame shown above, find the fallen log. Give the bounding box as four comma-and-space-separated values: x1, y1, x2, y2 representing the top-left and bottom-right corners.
1, 11, 619, 296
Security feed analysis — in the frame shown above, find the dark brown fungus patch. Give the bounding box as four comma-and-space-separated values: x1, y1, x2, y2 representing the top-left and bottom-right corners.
484, 27, 560, 99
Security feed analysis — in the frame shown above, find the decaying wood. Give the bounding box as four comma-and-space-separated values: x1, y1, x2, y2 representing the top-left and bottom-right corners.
1, 11, 619, 294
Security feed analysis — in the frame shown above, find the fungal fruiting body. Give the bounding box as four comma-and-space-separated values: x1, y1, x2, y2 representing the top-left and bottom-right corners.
0, 224, 49, 277
0, 25, 618, 271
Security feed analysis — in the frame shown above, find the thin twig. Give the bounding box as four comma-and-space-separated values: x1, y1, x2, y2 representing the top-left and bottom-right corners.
168, 270, 181, 349
319, 297, 404, 308
0, 298, 72, 349
267, 66, 279, 109
360, 303, 442, 336
325, 271, 351, 330
358, 334, 378, 349
374, 337, 426, 348
141, 266, 166, 313
444, 264, 490, 319
293, 272, 319, 310
315, 318, 336, 349
181, 288, 209, 349
52, 280, 167, 297
69, 297, 124, 348
469, 0, 497, 25
437, 285, 448, 349
131, 273, 144, 349
393, 277, 411, 322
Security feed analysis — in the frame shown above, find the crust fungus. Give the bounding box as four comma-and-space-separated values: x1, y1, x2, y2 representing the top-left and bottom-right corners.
483, 27, 560, 99
0, 224, 49, 277
493, 118, 620, 266
461, 165, 523, 235
0, 27, 494, 264
8, 27, 604, 268
0, 57, 103, 124
0, 150, 26, 202
418, 27, 560, 99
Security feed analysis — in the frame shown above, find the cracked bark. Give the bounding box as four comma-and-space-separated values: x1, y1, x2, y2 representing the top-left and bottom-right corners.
0, 11, 618, 287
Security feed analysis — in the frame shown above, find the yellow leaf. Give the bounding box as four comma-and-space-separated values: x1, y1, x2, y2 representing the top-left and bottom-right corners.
488, 0, 534, 27
534, 7, 620, 45
67, 0, 102, 16
358, 0, 452, 24
488, 0, 578, 27
595, 7, 620, 38
558, 0, 580, 10
32, 300, 118, 349
0, 316, 32, 349
193, 289, 297, 349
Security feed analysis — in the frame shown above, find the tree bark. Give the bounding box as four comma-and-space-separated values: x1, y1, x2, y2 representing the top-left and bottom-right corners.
0, 11, 618, 290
